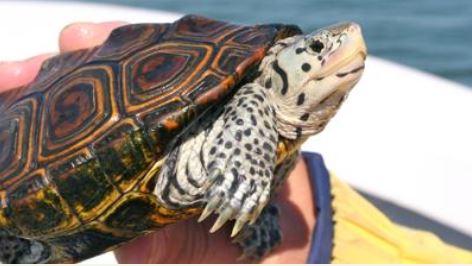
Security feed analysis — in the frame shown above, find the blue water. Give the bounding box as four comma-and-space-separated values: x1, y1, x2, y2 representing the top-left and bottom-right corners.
71, 0, 472, 87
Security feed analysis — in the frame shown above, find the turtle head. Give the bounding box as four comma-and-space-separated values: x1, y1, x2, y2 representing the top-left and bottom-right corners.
263, 22, 367, 139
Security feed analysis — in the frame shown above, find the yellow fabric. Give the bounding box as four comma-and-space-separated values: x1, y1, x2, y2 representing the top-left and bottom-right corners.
329, 174, 472, 263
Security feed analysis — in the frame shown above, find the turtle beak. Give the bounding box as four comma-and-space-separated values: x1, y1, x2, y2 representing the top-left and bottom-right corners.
316, 22, 367, 78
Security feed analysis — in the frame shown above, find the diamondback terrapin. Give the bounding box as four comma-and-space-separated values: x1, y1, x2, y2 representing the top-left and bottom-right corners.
0, 15, 366, 263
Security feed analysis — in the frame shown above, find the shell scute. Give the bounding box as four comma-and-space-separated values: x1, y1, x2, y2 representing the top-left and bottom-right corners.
96, 23, 169, 60
6, 170, 80, 237
48, 156, 121, 222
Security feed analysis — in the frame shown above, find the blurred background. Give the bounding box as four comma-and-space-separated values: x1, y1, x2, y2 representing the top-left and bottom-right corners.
51, 0, 472, 87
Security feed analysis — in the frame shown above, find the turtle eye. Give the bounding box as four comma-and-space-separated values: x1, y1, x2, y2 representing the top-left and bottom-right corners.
309, 40, 325, 53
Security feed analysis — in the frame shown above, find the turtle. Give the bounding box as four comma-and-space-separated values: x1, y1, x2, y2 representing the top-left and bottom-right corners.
0, 15, 367, 263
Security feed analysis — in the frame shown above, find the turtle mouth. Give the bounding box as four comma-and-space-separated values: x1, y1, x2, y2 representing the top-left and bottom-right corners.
314, 23, 367, 80
315, 49, 367, 80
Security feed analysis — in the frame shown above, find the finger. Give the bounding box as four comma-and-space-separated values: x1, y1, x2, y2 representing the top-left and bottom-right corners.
114, 218, 243, 263
59, 21, 127, 52
0, 53, 55, 92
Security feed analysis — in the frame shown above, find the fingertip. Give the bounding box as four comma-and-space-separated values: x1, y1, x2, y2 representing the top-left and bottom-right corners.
0, 53, 54, 91
59, 21, 127, 52
114, 233, 153, 264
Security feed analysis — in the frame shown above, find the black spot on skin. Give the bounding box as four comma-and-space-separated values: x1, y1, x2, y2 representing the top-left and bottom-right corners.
301, 63, 311, 72
264, 78, 272, 89
235, 131, 242, 141
253, 138, 259, 145
317, 55, 323, 61
217, 132, 223, 139
263, 153, 271, 162
255, 148, 262, 155
262, 142, 273, 152
250, 167, 256, 175
236, 119, 244, 125
250, 115, 257, 126
244, 128, 252, 136
254, 94, 264, 103
209, 147, 216, 155
263, 120, 271, 129
207, 161, 216, 169
259, 129, 265, 136
217, 138, 223, 145
234, 148, 241, 155
260, 161, 266, 168
225, 141, 232, 149
264, 107, 270, 116
258, 109, 264, 116
218, 153, 226, 159
295, 47, 305, 54
295, 127, 303, 138
272, 60, 289, 95
247, 107, 254, 113
278, 42, 288, 48
235, 161, 241, 167
245, 143, 253, 151
231, 168, 239, 178
237, 98, 246, 107
245, 153, 252, 161
297, 93, 305, 106
258, 169, 264, 176
300, 113, 310, 121
243, 88, 254, 95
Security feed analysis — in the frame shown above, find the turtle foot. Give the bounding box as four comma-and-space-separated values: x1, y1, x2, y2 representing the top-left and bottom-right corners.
198, 84, 278, 236
0, 235, 50, 263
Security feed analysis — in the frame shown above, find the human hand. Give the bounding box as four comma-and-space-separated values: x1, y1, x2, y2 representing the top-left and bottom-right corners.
0, 22, 316, 263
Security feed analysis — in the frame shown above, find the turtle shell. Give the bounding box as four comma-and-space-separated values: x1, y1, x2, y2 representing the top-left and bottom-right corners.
0, 15, 301, 262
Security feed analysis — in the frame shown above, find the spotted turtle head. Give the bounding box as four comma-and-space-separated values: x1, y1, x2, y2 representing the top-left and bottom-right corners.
263, 22, 367, 139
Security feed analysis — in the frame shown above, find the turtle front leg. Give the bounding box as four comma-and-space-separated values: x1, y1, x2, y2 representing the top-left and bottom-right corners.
155, 82, 279, 233
196, 82, 279, 236
155, 82, 292, 260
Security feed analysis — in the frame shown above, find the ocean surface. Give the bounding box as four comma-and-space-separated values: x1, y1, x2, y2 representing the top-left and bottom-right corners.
71, 0, 472, 88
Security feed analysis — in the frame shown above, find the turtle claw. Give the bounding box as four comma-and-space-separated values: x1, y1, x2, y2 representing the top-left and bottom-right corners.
231, 218, 248, 237
198, 204, 214, 223
210, 207, 235, 233
198, 194, 221, 222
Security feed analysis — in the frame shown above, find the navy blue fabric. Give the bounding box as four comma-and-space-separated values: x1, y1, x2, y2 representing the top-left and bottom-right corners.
303, 152, 333, 264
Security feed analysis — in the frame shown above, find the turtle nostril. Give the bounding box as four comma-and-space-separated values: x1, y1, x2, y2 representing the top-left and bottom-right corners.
310, 40, 324, 53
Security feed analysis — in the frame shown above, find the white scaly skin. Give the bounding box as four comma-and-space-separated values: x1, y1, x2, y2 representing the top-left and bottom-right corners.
154, 22, 367, 260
